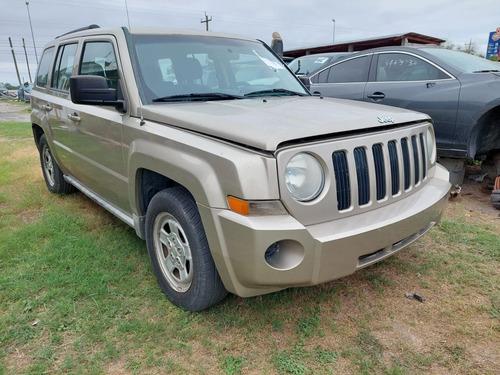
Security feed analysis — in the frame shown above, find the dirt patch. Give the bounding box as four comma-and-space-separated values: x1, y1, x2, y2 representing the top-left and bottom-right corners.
456, 165, 500, 220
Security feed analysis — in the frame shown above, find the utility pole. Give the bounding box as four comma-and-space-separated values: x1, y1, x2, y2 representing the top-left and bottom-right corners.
22, 38, 32, 83
201, 12, 212, 31
25, 1, 38, 64
332, 19, 336, 43
9, 37, 22, 86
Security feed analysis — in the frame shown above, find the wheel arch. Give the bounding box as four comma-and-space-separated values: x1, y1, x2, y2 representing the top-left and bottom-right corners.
135, 168, 191, 220
129, 148, 226, 240
32, 123, 44, 151
469, 105, 500, 159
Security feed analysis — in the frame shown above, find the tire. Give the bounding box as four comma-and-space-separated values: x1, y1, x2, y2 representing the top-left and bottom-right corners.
145, 187, 227, 311
491, 190, 500, 210
39, 135, 75, 194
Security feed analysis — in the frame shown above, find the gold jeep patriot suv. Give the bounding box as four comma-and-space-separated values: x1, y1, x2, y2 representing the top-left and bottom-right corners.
31, 25, 451, 311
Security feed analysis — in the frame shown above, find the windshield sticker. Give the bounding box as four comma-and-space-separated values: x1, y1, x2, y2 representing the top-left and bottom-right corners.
314, 57, 329, 64
253, 50, 285, 70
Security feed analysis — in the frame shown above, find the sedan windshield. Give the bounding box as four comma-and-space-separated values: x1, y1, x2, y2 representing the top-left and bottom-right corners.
422, 48, 500, 73
131, 34, 309, 104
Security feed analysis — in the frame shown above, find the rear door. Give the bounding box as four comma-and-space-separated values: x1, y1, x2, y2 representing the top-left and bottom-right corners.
364, 52, 461, 152
46, 42, 79, 173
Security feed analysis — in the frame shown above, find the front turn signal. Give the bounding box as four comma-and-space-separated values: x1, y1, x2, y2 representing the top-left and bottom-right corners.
227, 196, 287, 216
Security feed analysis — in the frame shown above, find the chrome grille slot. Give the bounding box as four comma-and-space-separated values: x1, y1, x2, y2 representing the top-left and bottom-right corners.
354, 147, 369, 205
401, 138, 411, 190
419, 133, 427, 179
372, 144, 386, 200
332, 151, 350, 210
411, 135, 420, 184
388, 141, 399, 196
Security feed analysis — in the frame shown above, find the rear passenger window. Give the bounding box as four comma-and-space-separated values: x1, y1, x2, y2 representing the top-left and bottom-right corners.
36, 47, 54, 88
316, 68, 330, 84
80, 41, 119, 89
376, 53, 449, 81
51, 43, 78, 91
326, 56, 371, 83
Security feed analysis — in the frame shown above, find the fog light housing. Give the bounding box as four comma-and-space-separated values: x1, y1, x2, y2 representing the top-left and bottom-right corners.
264, 240, 304, 270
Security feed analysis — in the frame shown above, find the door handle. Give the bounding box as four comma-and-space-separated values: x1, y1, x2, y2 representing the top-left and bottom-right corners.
68, 113, 81, 123
367, 92, 385, 101
42, 104, 52, 111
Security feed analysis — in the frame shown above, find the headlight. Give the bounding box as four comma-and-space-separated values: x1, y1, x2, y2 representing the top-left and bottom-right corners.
285, 153, 325, 202
426, 127, 437, 164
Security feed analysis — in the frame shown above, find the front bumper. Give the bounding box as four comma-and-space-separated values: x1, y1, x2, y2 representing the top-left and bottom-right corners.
200, 164, 451, 297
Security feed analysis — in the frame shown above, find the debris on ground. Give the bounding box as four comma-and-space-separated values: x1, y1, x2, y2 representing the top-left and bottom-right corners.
405, 292, 426, 303
449, 185, 462, 198
468, 173, 488, 183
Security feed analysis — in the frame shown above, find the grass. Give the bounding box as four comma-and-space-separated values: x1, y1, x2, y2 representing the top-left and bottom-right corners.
0, 117, 499, 374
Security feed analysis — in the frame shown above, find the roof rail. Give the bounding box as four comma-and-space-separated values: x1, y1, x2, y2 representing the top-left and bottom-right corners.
56, 24, 100, 38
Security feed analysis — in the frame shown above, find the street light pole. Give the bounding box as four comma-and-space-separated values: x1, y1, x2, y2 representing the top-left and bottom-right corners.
25, 1, 38, 64
332, 19, 336, 43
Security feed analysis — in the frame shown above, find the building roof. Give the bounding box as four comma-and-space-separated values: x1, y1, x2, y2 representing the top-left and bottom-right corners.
284, 32, 446, 58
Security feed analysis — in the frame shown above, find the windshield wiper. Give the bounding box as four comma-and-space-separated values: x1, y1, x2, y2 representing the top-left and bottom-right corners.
153, 92, 244, 102
244, 89, 307, 97
472, 70, 500, 73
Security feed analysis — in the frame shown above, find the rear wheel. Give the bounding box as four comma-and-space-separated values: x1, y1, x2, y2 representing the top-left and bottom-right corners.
145, 187, 227, 311
39, 135, 74, 194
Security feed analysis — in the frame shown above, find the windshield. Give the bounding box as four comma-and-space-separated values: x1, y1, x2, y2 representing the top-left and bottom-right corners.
288, 53, 348, 75
421, 48, 500, 73
131, 34, 308, 104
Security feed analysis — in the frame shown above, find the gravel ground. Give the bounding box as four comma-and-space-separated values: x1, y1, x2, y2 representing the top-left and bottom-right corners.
0, 101, 31, 122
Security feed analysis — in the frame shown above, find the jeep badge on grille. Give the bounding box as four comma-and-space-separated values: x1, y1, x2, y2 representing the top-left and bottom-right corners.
377, 116, 395, 124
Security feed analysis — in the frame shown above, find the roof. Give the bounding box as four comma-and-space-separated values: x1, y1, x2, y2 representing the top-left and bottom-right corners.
284, 32, 446, 58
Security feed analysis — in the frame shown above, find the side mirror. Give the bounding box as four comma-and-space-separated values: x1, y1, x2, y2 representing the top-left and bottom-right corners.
70, 75, 126, 112
298, 75, 311, 90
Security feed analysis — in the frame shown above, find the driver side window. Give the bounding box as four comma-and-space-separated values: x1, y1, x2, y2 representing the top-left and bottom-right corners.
80, 41, 119, 89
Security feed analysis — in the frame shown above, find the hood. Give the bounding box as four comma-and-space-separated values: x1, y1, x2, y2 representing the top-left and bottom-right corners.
141, 96, 430, 151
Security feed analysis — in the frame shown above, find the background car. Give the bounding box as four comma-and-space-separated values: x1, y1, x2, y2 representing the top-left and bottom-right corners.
288, 52, 350, 76
300, 46, 500, 181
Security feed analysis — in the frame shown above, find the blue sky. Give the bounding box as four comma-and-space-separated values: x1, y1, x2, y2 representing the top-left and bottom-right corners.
1, 0, 498, 85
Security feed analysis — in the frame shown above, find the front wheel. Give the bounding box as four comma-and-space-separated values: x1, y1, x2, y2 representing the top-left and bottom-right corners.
145, 187, 227, 311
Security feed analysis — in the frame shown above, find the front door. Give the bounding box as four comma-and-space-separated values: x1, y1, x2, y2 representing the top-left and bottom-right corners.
64, 38, 130, 213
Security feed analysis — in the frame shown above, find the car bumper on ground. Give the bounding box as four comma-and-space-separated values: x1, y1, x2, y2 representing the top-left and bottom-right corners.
201, 164, 451, 297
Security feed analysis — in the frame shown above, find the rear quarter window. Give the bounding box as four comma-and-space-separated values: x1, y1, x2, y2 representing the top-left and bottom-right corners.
36, 47, 55, 88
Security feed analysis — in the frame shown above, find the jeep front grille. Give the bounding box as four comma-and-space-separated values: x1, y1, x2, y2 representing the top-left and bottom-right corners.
332, 133, 427, 210
277, 122, 433, 226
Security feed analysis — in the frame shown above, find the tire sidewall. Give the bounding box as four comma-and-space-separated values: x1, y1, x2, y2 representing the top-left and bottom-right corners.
39, 135, 60, 193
